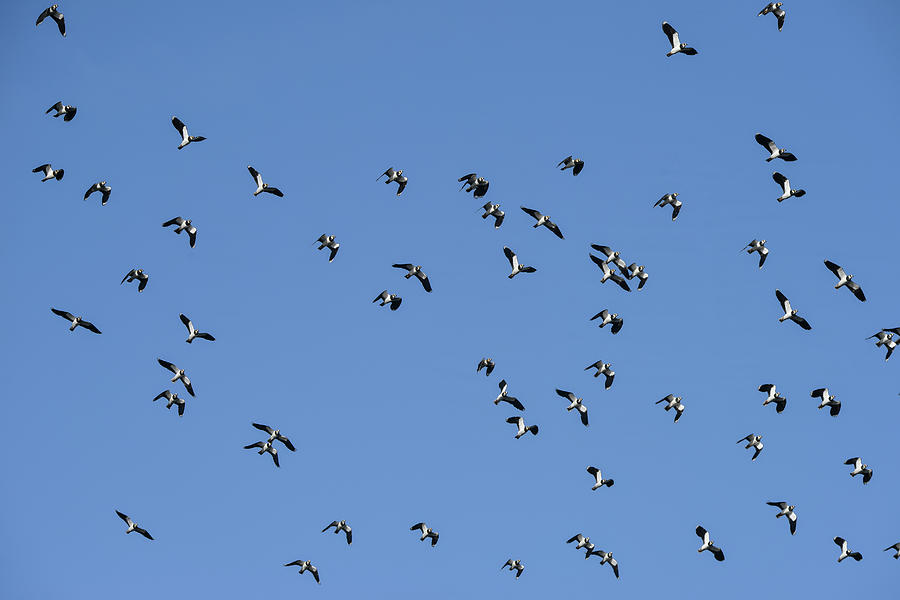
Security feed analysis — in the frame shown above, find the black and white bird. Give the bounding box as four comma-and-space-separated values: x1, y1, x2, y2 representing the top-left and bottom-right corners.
410, 522, 439, 546
656, 394, 685, 423
458, 173, 489, 198
171, 116, 206, 149
590, 550, 620, 579
742, 239, 769, 268
520, 207, 565, 239
322, 520, 352, 545
244, 440, 279, 467
284, 560, 320, 583
584, 361, 615, 389
883, 543, 900, 559
179, 313, 215, 343
662, 22, 698, 56
624, 264, 649, 290
46, 101, 76, 121
120, 269, 148, 292
824, 260, 866, 302
33, 163, 64, 182
115, 511, 153, 540
480, 201, 505, 228
84, 181, 111, 205
772, 172, 805, 202
247, 166, 284, 197
152, 390, 185, 416
756, 133, 797, 162
252, 423, 296, 451
557, 156, 585, 176
501, 559, 525, 579
556, 389, 589, 427
503, 246, 537, 279
654, 193, 682, 221
567, 534, 596, 557
589, 254, 631, 291
392, 264, 432, 292
377, 168, 408, 195
810, 387, 841, 416
506, 416, 539, 439
844, 457, 873, 484
495, 380, 525, 410
315, 235, 340, 262
766, 502, 797, 535
758, 3, 786, 31
51, 308, 101, 334
590, 310, 623, 334
590, 245, 629, 274
586, 466, 614, 490
775, 289, 811, 330
834, 537, 863, 562
737, 434, 764, 461
36, 4, 65, 36
373, 290, 402, 310
758, 384, 787, 413
477, 358, 495, 376
162, 217, 197, 248
867, 330, 896, 347
696, 526, 725, 561
157, 358, 195, 396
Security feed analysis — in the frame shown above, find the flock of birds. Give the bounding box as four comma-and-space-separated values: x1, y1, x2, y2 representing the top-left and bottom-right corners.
28, 2, 899, 589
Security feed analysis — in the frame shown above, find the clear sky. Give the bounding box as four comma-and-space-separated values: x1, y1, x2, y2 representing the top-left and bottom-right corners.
1, 1, 898, 597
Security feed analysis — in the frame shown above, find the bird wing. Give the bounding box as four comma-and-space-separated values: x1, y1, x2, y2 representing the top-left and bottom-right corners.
36, 6, 52, 25
458, 173, 476, 183
171, 116, 187, 135
586, 466, 600, 478
775, 289, 791, 312
590, 310, 609, 322
834, 536, 847, 549
51, 308, 75, 321
811, 388, 828, 398
322, 521, 339, 532
572, 160, 584, 175
791, 315, 811, 330
579, 406, 589, 426
567, 534, 585, 544
657, 394, 675, 404
611, 274, 631, 291
506, 416, 523, 426
557, 156, 572, 167
179, 313, 195, 334
247, 166, 262, 186
823, 260, 845, 279
162, 217, 184, 227
115, 510, 133, 526
844, 457, 861, 467
277, 435, 296, 451
545, 221, 564, 239
244, 442, 264, 449
135, 527, 154, 540
846, 280, 866, 301
284, 560, 304, 567
696, 526, 708, 540
33, 164, 51, 173
157, 358, 178, 373
758, 384, 775, 393
520, 206, 542, 221
503, 246, 518, 270
756, 133, 777, 153
52, 11, 65, 36
392, 263, 414, 271
767, 501, 788, 509
662, 22, 679, 48
252, 423, 275, 435
555, 389, 576, 402
588, 253, 608, 270
772, 171, 790, 193
410, 522, 426, 532
79, 320, 102, 334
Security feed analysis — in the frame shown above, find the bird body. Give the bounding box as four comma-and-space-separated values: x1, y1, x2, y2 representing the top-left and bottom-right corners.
244, 440, 279, 467
590, 309, 623, 334
157, 358, 194, 396
46, 101, 76, 120
502, 559, 525, 578
775, 289, 811, 330
844, 457, 873, 484
758, 2, 786, 30
36, 4, 65, 36
656, 394, 685, 422
477, 358, 495, 376
766, 502, 797, 535
662, 22, 697, 56
811, 387, 841, 416
316, 234, 340, 262
410, 522, 439, 546
284, 560, 320, 583
373, 290, 402, 310
824, 260, 866, 302
654, 193, 682, 221
120, 269, 148, 292
247, 166, 283, 196
834, 537, 863, 562
772, 172, 805, 202
33, 163, 64, 182
584, 361, 615, 389
589, 254, 631, 291
742, 239, 769, 268
171, 116, 206, 149
480, 202, 505, 228
737, 434, 764, 461
84, 181, 112, 205
520, 206, 564, 239
162, 217, 197, 247
504, 246, 537, 278
322, 520, 352, 545
180, 314, 215, 343
153, 390, 185, 416
756, 133, 797, 161
495, 380, 525, 410
696, 526, 725, 561
587, 466, 614, 490
392, 264, 432, 292
115, 510, 153, 540
556, 389, 589, 426
506, 416, 538, 439
557, 155, 584, 175
458, 173, 489, 198
378, 168, 408, 195
758, 383, 787, 413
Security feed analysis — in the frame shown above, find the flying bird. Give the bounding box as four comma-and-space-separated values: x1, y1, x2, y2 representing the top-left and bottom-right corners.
252, 423, 296, 451
654, 193, 682, 221
152, 390, 185, 416
586, 466, 614, 490
480, 202, 505, 228
46, 101, 76, 121
756, 133, 797, 162
557, 156, 585, 176
758, 3, 786, 31
495, 380, 525, 410
567, 534, 597, 557
884, 543, 900, 559
775, 289, 811, 330
501, 559, 525, 579
477, 358, 495, 376
737, 434, 764, 461
377, 168, 408, 196
284, 560, 320, 583
33, 163, 64, 182
772, 172, 805, 202
84, 181, 112, 205
36, 4, 65, 37
590, 245, 629, 273
696, 526, 725, 561
244, 440, 279, 467
824, 260, 866, 302
392, 264, 432, 292
373, 290, 402, 310
844, 457, 873, 484
556, 389, 589, 426
506, 416, 539, 439
811, 387, 841, 416
162, 217, 197, 248
503, 246, 537, 279
179, 313, 215, 343
758, 384, 787, 413
742, 239, 769, 268
591, 550, 620, 579
157, 358, 195, 396
315, 234, 340, 262
590, 310, 623, 334
584, 361, 615, 389
588, 255, 631, 291
115, 511, 153, 540
458, 173, 489, 198
766, 502, 797, 535
834, 537, 863, 562
51, 308, 101, 334
120, 269, 148, 292
247, 166, 283, 197
520, 206, 564, 239
662, 22, 698, 56
410, 522, 439, 546
171, 116, 206, 149
656, 394, 685, 423
624, 264, 649, 290
322, 520, 352, 545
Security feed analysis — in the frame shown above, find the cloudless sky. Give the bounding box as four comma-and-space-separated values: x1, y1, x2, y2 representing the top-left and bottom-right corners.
1, 1, 899, 597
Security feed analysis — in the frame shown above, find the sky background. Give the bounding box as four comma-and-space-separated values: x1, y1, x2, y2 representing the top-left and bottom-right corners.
1, 1, 898, 597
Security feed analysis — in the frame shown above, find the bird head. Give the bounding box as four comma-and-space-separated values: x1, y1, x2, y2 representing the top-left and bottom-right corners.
791, 309, 798, 316
776, 2, 783, 7
761, 239, 766, 244
611, 313, 618, 319
673, 192, 679, 197
185, 219, 192, 225
397, 170, 403, 175
137, 269, 143, 274
847, 274, 853, 280
52, 4, 58, 9
680, 43, 687, 49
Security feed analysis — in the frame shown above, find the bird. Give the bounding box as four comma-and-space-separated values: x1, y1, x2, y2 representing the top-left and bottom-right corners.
656, 394, 685, 423
737, 434, 764, 461
584, 361, 615, 389
410, 522, 439, 546
881, 337, 897, 362
477, 358, 495, 376
503, 246, 537, 279
567, 534, 596, 556
772, 172, 805, 202
392, 264, 432, 292
867, 330, 895, 347
322, 520, 352, 545
775, 289, 811, 330
161, 217, 197, 248
157, 358, 195, 396
50, 308, 101, 334
662, 22, 698, 56
283, 560, 320, 583
590, 245, 629, 274
624, 263, 649, 290
883, 543, 900, 559
742, 239, 769, 268
586, 466, 614, 490
557, 156, 585, 175
588, 254, 631, 291
766, 502, 797, 535
506, 416, 539, 439
824, 260, 866, 302
520, 206, 564, 239
373, 290, 402, 310
758, 3, 786, 31
120, 269, 148, 292
33, 163, 64, 182
758, 384, 787, 413
696, 526, 725, 561
377, 168, 408, 196
480, 201, 505, 228
180, 314, 215, 343
84, 181, 112, 205
811, 388, 841, 416
115, 511, 153, 540
244, 440, 279, 467
36, 4, 65, 37
591, 550, 620, 579
315, 235, 340, 262
556, 389, 589, 426
458, 173, 489, 198
834, 537, 863, 562
495, 380, 525, 410
45, 101, 76, 121
171, 116, 206, 150
152, 390, 185, 416
501, 559, 525, 579
247, 166, 284, 197
251, 423, 296, 451
590, 310, 623, 334
844, 457, 873, 484
756, 133, 797, 161
654, 193, 682, 221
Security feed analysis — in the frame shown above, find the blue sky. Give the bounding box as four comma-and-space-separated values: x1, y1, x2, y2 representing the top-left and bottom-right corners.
2, 1, 898, 597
